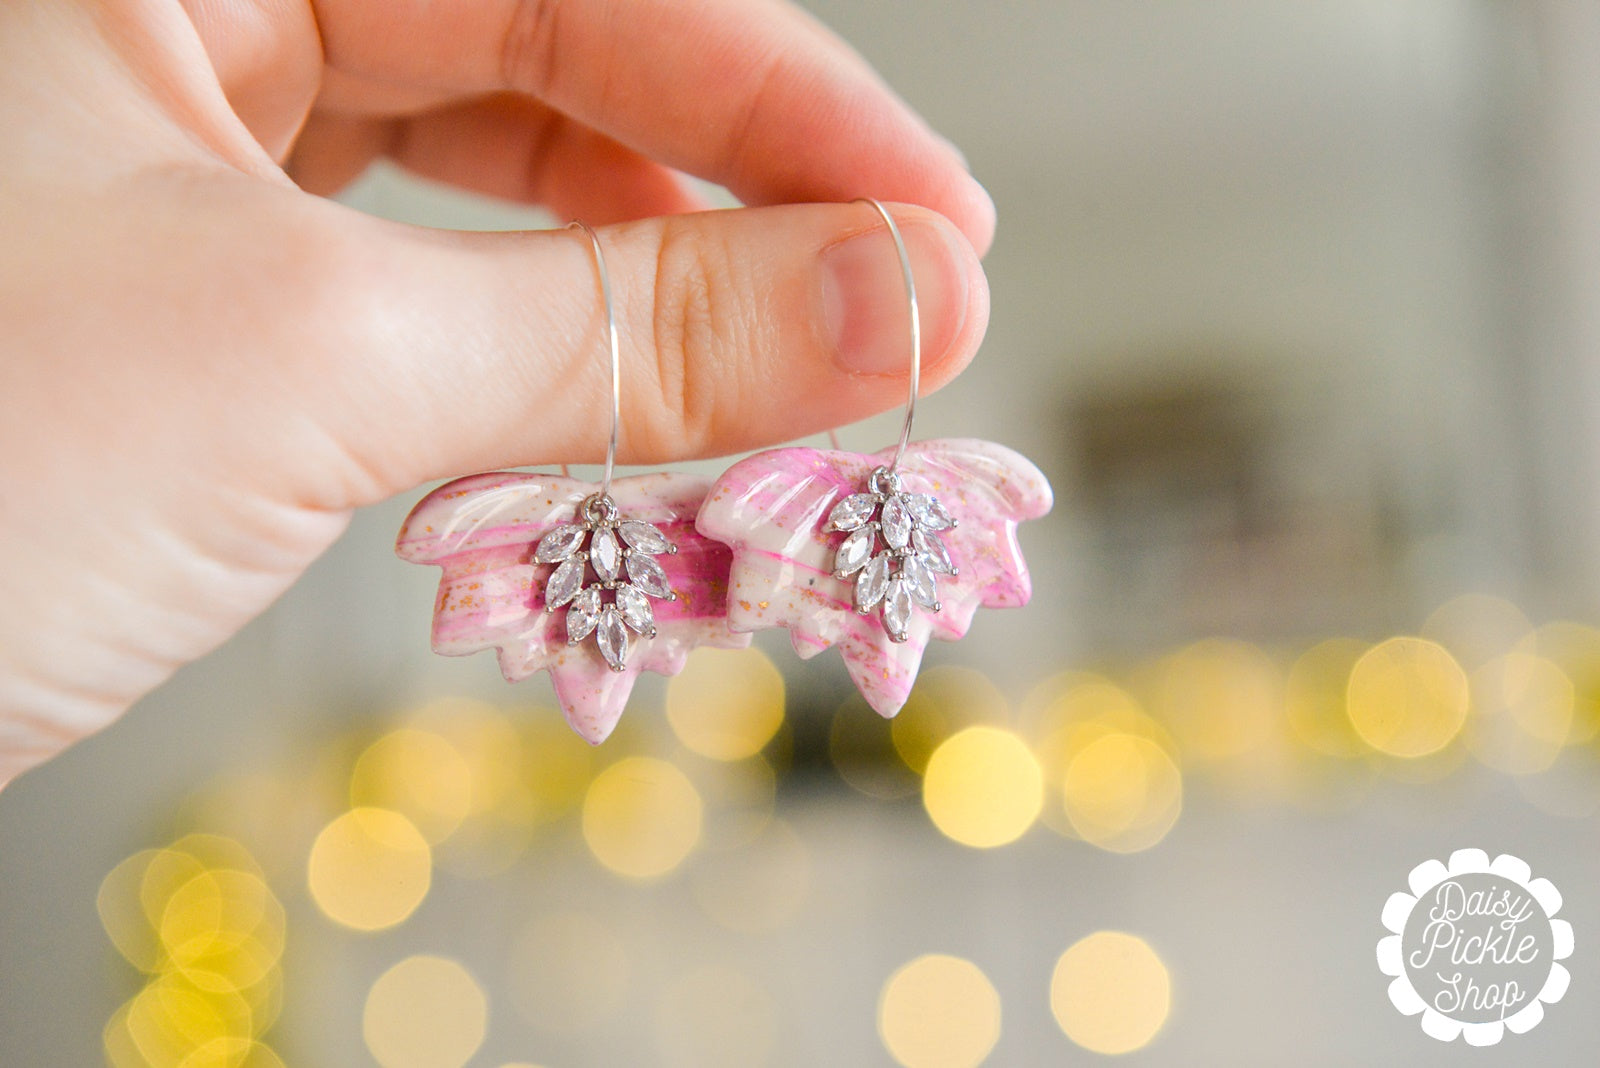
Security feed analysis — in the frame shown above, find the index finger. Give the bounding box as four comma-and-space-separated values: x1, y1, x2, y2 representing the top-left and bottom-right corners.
311, 0, 996, 252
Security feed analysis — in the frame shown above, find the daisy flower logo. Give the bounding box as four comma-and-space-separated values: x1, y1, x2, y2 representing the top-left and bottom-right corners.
1377, 848, 1573, 1045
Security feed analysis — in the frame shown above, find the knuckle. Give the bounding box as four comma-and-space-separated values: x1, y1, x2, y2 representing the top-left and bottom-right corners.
638, 219, 746, 458
500, 0, 566, 98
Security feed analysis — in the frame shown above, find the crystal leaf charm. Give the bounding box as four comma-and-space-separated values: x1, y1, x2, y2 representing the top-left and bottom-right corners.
616, 583, 655, 635
545, 556, 585, 608
597, 606, 628, 671
618, 519, 671, 554
543, 492, 678, 670
534, 524, 586, 563
827, 466, 958, 642
833, 526, 876, 577
826, 493, 878, 532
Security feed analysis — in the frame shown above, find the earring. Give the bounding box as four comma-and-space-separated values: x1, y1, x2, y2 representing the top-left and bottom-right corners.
696, 199, 1052, 717
396, 222, 748, 743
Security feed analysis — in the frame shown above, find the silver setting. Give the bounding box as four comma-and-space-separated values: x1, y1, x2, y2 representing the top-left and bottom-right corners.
828, 466, 958, 642
542, 492, 677, 670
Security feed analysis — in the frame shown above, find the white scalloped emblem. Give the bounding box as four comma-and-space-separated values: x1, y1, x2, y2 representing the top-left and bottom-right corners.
1377, 849, 1573, 1045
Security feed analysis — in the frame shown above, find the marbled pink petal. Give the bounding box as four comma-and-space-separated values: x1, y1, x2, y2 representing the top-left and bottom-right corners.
396, 471, 748, 743
695, 439, 1052, 717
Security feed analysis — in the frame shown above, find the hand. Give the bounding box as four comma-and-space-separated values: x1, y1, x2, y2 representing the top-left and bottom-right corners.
0, 0, 993, 785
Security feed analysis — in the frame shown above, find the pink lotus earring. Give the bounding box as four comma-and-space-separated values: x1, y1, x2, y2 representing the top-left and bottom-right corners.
696, 200, 1052, 717
396, 222, 748, 743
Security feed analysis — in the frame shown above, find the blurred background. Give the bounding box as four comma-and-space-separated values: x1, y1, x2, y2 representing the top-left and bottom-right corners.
5, 1, 1600, 1064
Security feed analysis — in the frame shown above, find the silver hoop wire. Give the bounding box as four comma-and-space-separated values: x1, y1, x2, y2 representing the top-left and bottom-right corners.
567, 220, 622, 497
853, 198, 921, 472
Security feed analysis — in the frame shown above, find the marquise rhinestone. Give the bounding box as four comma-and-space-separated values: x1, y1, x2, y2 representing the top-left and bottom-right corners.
833, 526, 876, 576
879, 495, 912, 549
902, 554, 939, 609
912, 528, 955, 575
856, 553, 892, 610
597, 606, 628, 671
826, 493, 878, 532
618, 519, 671, 554
590, 527, 622, 581
616, 583, 654, 634
626, 552, 672, 599
534, 524, 586, 563
544, 556, 585, 608
566, 587, 601, 643
882, 576, 912, 640
904, 493, 955, 531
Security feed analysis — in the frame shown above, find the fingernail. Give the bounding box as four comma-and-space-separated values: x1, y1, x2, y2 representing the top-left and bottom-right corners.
820, 214, 972, 376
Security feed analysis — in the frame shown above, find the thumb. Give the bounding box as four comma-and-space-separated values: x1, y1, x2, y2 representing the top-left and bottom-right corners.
314, 202, 989, 503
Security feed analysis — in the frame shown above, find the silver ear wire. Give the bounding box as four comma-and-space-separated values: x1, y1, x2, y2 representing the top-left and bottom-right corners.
567, 221, 621, 498
852, 198, 921, 473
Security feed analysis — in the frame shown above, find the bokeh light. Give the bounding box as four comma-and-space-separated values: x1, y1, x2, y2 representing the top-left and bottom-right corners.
877, 954, 1002, 1068
1468, 652, 1574, 775
922, 727, 1043, 848
1284, 638, 1369, 759
581, 757, 703, 879
349, 728, 475, 844
307, 808, 431, 931
666, 647, 786, 761
100, 836, 285, 1068
1346, 636, 1469, 758
653, 963, 776, 1068
891, 667, 1010, 775
1421, 593, 1534, 670
1051, 931, 1171, 1054
508, 911, 630, 1033
1062, 732, 1183, 853
1520, 621, 1600, 746
1148, 639, 1283, 769
362, 955, 487, 1068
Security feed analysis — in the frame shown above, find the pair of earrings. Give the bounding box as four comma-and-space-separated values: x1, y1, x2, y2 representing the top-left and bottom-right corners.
396, 202, 1053, 744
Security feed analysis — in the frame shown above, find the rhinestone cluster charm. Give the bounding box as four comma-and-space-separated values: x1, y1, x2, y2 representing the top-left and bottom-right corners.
825, 466, 958, 642
534, 493, 677, 671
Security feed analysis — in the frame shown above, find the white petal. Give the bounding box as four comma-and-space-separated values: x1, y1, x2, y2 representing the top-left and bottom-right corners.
855, 553, 891, 610
626, 552, 673, 598
902, 554, 939, 609
833, 526, 876, 576
618, 519, 672, 554
1374, 935, 1403, 976
882, 576, 912, 640
1461, 1022, 1504, 1047
1447, 848, 1490, 875
617, 583, 654, 634
1380, 892, 1416, 935
534, 524, 586, 563
1551, 918, 1575, 960
1388, 976, 1426, 1017
1408, 858, 1449, 897
825, 493, 878, 532
880, 495, 912, 549
1527, 877, 1563, 917
598, 606, 628, 670
1539, 962, 1571, 1004
544, 556, 585, 608
566, 588, 601, 643
1504, 999, 1544, 1034
590, 527, 622, 581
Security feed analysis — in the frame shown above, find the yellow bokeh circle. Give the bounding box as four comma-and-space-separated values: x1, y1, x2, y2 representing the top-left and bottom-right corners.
307, 808, 431, 931
1346, 637, 1469, 758
666, 647, 786, 761
922, 727, 1043, 848
1061, 732, 1183, 853
582, 757, 703, 879
1051, 931, 1171, 1054
363, 955, 487, 1068
877, 954, 1001, 1068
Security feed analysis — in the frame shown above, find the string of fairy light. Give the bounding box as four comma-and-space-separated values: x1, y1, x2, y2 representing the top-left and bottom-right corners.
97, 593, 1600, 1066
